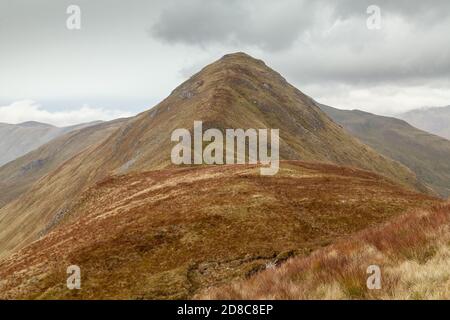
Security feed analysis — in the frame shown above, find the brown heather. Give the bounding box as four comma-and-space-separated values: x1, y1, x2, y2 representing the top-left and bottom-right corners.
0, 161, 438, 299
199, 201, 450, 300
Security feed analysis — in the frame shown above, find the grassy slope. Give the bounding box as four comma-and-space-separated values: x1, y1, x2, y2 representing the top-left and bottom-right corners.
0, 161, 438, 299
201, 201, 450, 299
320, 105, 450, 197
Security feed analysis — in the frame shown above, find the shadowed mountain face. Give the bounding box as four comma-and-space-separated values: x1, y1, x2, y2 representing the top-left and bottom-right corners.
0, 121, 102, 167
0, 52, 428, 260
398, 106, 450, 140
320, 105, 450, 198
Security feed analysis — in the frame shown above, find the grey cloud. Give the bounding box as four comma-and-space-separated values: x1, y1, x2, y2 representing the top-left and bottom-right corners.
150, 0, 450, 86
331, 0, 450, 24
274, 18, 450, 86
1, 0, 449, 118
149, 0, 450, 50
151, 0, 317, 51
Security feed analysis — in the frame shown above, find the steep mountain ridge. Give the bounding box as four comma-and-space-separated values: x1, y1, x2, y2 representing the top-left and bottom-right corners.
66, 53, 424, 186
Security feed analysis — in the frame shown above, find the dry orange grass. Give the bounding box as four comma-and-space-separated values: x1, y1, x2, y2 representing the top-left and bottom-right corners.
0, 161, 438, 299
199, 202, 450, 299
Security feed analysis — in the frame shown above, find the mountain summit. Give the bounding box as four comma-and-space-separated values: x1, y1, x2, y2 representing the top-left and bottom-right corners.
75, 52, 426, 185
0, 52, 428, 258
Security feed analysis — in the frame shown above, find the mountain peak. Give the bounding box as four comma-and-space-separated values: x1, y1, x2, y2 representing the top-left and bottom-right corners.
219, 52, 266, 64
169, 52, 287, 104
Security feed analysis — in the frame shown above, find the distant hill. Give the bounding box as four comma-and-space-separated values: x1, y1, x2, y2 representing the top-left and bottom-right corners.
0, 119, 127, 208
320, 105, 450, 198
398, 106, 450, 140
0, 121, 102, 166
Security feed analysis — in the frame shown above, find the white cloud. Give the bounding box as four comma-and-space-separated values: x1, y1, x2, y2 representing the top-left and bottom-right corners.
0, 100, 134, 127
303, 82, 450, 115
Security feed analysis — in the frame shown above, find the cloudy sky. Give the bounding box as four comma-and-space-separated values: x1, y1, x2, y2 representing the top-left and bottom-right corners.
1, 0, 449, 126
